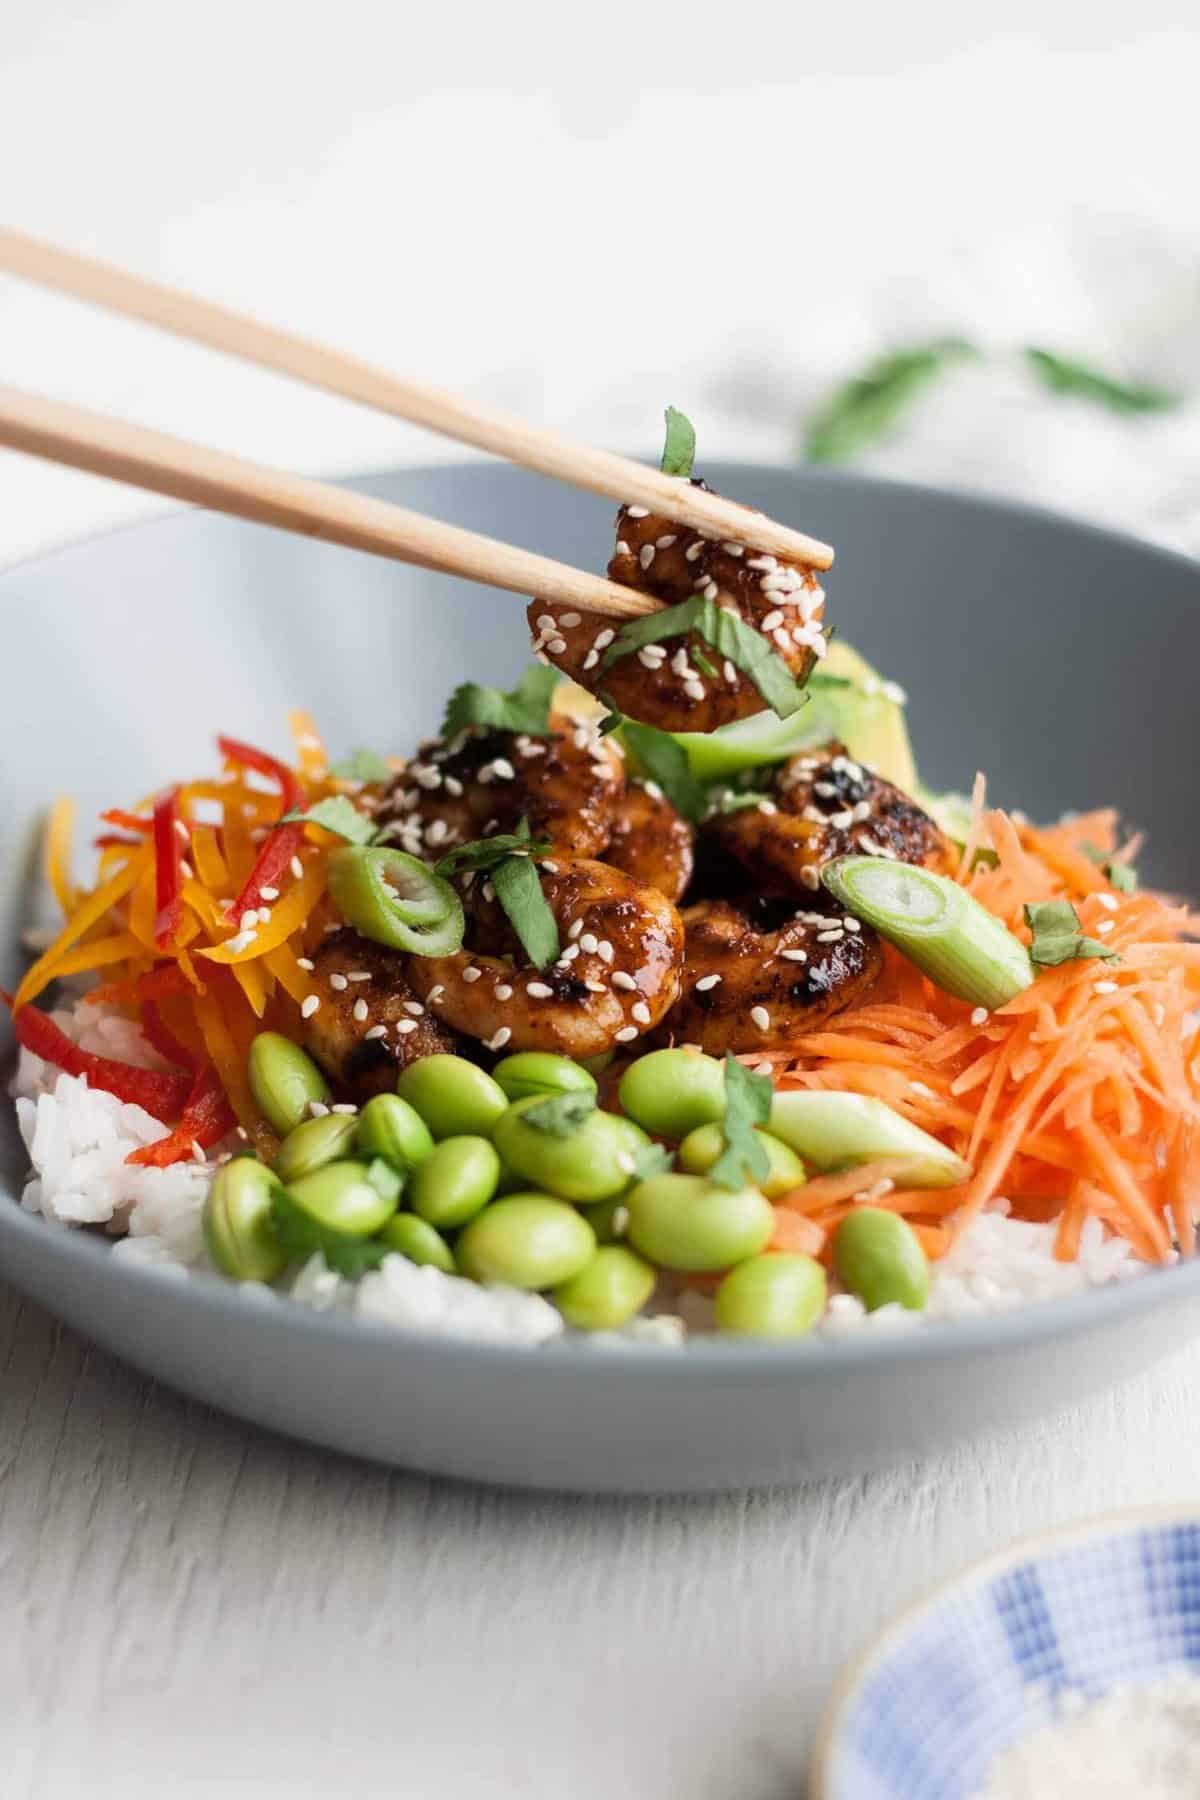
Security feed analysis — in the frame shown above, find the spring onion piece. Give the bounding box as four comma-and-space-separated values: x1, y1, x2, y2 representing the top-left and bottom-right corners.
822, 856, 1034, 1009
660, 406, 696, 478
767, 1091, 971, 1188
327, 846, 464, 955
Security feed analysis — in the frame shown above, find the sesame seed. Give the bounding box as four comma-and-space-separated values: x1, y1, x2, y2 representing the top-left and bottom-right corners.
527, 981, 553, 998
756, 800, 778, 816
970, 1006, 989, 1026
347, 971, 372, 982
611, 971, 638, 991
881, 680, 908, 704
547, 638, 568, 656
614, 1025, 639, 1043
612, 1205, 630, 1236
560, 611, 582, 628
486, 1027, 513, 1051
723, 660, 737, 685
780, 948, 808, 962
800, 867, 821, 891
309, 1101, 330, 1118
259, 885, 280, 902
626, 505, 648, 518
1096, 920, 1115, 935
816, 929, 844, 943
721, 542, 744, 556
240, 910, 259, 932
747, 555, 777, 571
695, 973, 722, 991
750, 1006, 770, 1031
256, 906, 273, 924
482, 881, 495, 902
639, 545, 656, 570
462, 966, 482, 983
585, 980, 606, 994
491, 758, 516, 781
291, 856, 304, 879
655, 535, 676, 550
1094, 979, 1119, 994
580, 932, 599, 954
352, 998, 369, 1023
402, 1000, 425, 1015
829, 810, 855, 830
685, 542, 704, 562
615, 540, 631, 556
631, 1001, 651, 1025
597, 940, 615, 963
684, 681, 706, 701
364, 1024, 388, 1040
444, 776, 464, 797
844, 917, 862, 932
427, 985, 445, 1002
703, 582, 719, 602
637, 646, 667, 669
301, 995, 321, 1018
331, 1103, 358, 1116
296, 957, 315, 971
583, 650, 600, 670
594, 628, 616, 649
1096, 892, 1119, 912
536, 614, 556, 631
329, 972, 348, 991
568, 919, 583, 940
616, 1153, 636, 1176
395, 1019, 418, 1035
495, 984, 513, 1001
761, 609, 784, 631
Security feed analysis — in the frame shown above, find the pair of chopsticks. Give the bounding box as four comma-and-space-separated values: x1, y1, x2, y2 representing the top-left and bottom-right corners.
0, 227, 833, 617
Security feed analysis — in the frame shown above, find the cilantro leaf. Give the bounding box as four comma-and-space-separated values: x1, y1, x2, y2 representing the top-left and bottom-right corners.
1024, 349, 1179, 415
602, 596, 808, 717
708, 1054, 773, 1190
269, 1187, 390, 1279
804, 339, 979, 463
330, 748, 393, 784
492, 853, 561, 969
522, 1091, 596, 1136
441, 666, 559, 739
599, 701, 708, 824
1108, 862, 1138, 895
434, 818, 551, 878
630, 1142, 674, 1182
1024, 899, 1119, 968
692, 649, 719, 681
281, 795, 378, 845
660, 405, 697, 478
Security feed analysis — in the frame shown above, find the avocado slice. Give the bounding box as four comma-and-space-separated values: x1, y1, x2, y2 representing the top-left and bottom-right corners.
808, 641, 918, 790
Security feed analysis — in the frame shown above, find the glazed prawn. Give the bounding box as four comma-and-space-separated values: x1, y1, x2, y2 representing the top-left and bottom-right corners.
407, 857, 685, 1058
302, 927, 462, 1100
525, 482, 827, 733
373, 712, 624, 860
658, 896, 883, 1056
602, 778, 695, 903
708, 743, 947, 897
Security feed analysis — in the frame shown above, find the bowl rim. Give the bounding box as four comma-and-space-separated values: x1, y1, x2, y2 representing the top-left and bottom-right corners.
3, 458, 1200, 1380
809, 1501, 1200, 1797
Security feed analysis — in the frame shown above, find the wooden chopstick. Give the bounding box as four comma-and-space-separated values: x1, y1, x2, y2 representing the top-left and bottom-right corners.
0, 226, 834, 572
0, 383, 663, 618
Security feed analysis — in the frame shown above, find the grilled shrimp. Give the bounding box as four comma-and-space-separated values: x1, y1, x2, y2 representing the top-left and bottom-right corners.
373, 712, 624, 860
708, 743, 947, 897
525, 483, 826, 732
406, 856, 684, 1059
602, 778, 695, 903
302, 927, 462, 1100
658, 896, 883, 1055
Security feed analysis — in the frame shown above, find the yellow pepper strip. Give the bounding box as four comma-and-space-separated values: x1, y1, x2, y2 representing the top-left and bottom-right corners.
176, 947, 204, 992
127, 858, 159, 950
197, 861, 327, 965
231, 957, 271, 1019
181, 879, 226, 936
192, 983, 273, 1153
263, 942, 315, 1006
188, 825, 228, 893
30, 931, 147, 983
221, 800, 258, 892
14, 853, 147, 1010
44, 797, 77, 918
288, 710, 328, 782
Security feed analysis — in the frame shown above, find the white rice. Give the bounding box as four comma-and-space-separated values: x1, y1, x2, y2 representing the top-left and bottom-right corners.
6, 999, 1152, 1349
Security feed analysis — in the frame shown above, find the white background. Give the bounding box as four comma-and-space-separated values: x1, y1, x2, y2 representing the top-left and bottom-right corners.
2, 6, 1200, 1794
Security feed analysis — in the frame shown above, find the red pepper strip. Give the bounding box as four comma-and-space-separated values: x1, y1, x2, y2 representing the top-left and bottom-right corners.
216, 736, 306, 814
126, 1064, 236, 1167
100, 808, 153, 835
86, 964, 193, 1009
216, 734, 309, 923
138, 999, 196, 1072
94, 833, 145, 850
11, 1006, 191, 1120
152, 786, 186, 949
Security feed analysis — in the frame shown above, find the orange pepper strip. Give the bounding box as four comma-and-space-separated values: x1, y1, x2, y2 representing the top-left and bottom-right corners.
189, 825, 229, 893
263, 942, 316, 1006
288, 709, 328, 781
196, 861, 326, 964
191, 984, 273, 1153
14, 853, 147, 1010
44, 796, 77, 917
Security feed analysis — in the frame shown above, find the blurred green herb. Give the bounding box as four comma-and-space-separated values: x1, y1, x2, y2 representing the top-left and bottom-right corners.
661, 406, 697, 477
1024, 349, 1180, 415
804, 339, 979, 463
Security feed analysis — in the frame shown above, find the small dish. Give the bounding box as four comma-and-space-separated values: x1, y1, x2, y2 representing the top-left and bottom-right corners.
813, 1505, 1200, 1797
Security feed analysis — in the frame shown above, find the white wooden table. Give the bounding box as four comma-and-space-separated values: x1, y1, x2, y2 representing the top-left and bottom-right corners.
3, 5, 1199, 1792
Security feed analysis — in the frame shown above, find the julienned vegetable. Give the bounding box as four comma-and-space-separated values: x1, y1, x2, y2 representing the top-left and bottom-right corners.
326, 846, 463, 955
821, 856, 1035, 1010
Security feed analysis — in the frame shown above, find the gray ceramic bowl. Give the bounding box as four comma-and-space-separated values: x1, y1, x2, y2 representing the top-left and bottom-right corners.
2, 463, 1198, 1494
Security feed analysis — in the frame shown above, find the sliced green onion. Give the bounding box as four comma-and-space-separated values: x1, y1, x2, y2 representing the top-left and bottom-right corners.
767, 1091, 970, 1188
327, 846, 464, 956
822, 856, 1034, 1010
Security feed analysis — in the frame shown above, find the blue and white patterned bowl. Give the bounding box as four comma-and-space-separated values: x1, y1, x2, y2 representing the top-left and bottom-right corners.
813, 1507, 1200, 1797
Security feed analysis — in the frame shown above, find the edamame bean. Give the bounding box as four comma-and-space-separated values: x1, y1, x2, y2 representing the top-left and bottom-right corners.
553, 1246, 657, 1330
625, 1173, 773, 1272
274, 1112, 360, 1184
377, 1212, 456, 1273
617, 1049, 726, 1140
248, 1032, 330, 1136
493, 1099, 634, 1202
678, 1124, 806, 1200
408, 1135, 500, 1229
285, 1160, 398, 1238
580, 1195, 633, 1243
203, 1157, 288, 1282
457, 1194, 596, 1290
357, 1093, 435, 1171
396, 1054, 508, 1140
492, 1051, 598, 1105
833, 1208, 930, 1312
714, 1254, 826, 1338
